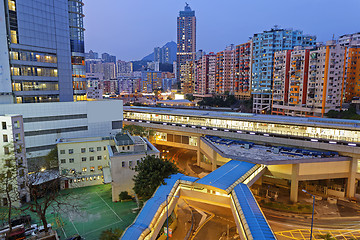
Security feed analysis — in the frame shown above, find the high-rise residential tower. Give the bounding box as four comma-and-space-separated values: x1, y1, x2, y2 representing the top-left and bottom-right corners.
234, 40, 253, 99
194, 53, 216, 96
215, 45, 236, 95
177, 3, 196, 84
0, 0, 85, 104
251, 28, 316, 113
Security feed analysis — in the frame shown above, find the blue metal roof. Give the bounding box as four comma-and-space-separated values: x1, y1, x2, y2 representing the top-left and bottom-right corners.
196, 160, 256, 192
180, 175, 198, 183
121, 173, 184, 240
233, 184, 276, 240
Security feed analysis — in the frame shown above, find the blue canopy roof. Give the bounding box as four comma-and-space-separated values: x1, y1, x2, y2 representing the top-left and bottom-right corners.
121, 173, 184, 239
233, 184, 276, 240
196, 160, 256, 192
180, 175, 199, 183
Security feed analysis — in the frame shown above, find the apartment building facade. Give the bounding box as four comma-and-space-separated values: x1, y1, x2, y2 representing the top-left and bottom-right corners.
194, 53, 216, 96
0, 114, 29, 207
215, 45, 236, 95
272, 42, 345, 117
141, 71, 162, 93
343, 44, 360, 103
234, 41, 253, 99
180, 61, 195, 94
251, 28, 316, 113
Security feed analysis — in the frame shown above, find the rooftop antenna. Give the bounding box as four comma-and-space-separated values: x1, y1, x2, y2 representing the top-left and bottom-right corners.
332, 34, 335, 41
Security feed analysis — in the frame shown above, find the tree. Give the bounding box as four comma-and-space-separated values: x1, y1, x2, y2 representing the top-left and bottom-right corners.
326, 104, 360, 120
185, 93, 195, 101
100, 228, 123, 240
133, 155, 179, 199
23, 168, 80, 233
119, 191, 132, 201
0, 142, 26, 234
44, 146, 59, 170
123, 125, 154, 140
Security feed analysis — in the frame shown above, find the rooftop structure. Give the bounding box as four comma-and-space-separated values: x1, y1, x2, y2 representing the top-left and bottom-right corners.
203, 136, 346, 165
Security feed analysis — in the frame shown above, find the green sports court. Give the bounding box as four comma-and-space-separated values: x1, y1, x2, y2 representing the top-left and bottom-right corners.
1, 184, 138, 240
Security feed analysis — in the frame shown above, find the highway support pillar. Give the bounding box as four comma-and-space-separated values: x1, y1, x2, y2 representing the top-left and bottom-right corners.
347, 157, 358, 198
197, 136, 201, 166
212, 149, 217, 171
290, 164, 300, 203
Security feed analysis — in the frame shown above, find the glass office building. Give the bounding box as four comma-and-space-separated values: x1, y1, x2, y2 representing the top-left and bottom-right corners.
68, 0, 86, 101
0, 0, 85, 104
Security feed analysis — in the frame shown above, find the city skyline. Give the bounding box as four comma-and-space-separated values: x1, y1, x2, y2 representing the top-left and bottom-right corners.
84, 0, 360, 61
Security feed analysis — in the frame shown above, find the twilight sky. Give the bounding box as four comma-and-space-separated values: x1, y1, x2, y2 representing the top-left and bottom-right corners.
84, 0, 360, 61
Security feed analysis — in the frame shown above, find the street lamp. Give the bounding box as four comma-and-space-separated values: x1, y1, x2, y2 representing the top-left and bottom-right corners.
166, 194, 179, 240
302, 189, 315, 240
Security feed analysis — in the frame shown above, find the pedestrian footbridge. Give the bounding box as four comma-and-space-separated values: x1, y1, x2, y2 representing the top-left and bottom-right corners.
121, 160, 275, 240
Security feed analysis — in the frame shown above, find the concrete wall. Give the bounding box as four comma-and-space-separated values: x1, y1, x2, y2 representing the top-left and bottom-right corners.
298, 161, 350, 179
110, 151, 160, 202
58, 139, 111, 189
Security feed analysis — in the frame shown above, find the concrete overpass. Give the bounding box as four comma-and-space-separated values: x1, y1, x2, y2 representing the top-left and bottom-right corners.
123, 106, 360, 201
121, 161, 275, 240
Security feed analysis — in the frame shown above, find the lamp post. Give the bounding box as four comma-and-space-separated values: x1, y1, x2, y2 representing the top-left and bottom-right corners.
166, 194, 179, 240
302, 189, 315, 240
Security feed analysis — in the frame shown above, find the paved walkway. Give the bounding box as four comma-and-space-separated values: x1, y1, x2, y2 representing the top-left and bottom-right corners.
171, 199, 193, 239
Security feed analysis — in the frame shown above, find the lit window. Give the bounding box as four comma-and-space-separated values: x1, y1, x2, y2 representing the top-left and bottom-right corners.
82, 167, 87, 172
90, 167, 95, 172
10, 30, 17, 44
98, 166, 102, 170
8, 0, 16, 11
